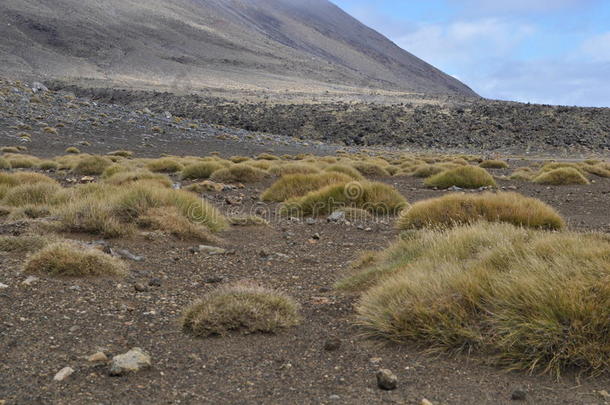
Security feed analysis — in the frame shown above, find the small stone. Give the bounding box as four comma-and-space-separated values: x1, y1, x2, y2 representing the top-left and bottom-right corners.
259, 249, 271, 258
511, 389, 527, 401
22, 276, 38, 286
421, 399, 434, 405
148, 278, 162, 287
134, 283, 148, 292
312, 233, 321, 240
305, 218, 317, 225
53, 367, 74, 381
69, 325, 80, 333
323, 337, 342, 351
327, 210, 345, 222
198, 245, 227, 255
88, 352, 108, 362
329, 394, 340, 400
376, 369, 397, 390
0, 283, 8, 289
109, 348, 151, 376
204, 276, 225, 284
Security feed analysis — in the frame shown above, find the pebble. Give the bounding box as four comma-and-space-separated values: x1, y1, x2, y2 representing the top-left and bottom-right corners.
109, 348, 152, 376
305, 218, 317, 225
0, 283, 8, 289
148, 278, 162, 287
329, 394, 340, 400
421, 399, 433, 405
53, 367, 74, 381
323, 337, 342, 351
22, 276, 38, 286
511, 389, 527, 401
376, 369, 397, 390
88, 352, 108, 362
134, 282, 148, 292
197, 245, 227, 255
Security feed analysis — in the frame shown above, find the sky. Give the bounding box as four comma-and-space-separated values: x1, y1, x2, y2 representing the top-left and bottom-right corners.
332, 0, 610, 107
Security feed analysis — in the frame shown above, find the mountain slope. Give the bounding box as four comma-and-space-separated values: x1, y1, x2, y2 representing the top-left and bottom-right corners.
0, 0, 477, 97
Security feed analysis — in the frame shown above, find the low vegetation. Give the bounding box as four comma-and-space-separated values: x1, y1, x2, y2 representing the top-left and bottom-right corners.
424, 166, 496, 189
397, 192, 565, 230
146, 158, 184, 173
210, 164, 266, 183
181, 282, 300, 337
533, 167, 590, 185
73, 155, 112, 175
261, 172, 352, 202
479, 159, 509, 169
24, 242, 128, 278
347, 222, 610, 377
181, 161, 225, 180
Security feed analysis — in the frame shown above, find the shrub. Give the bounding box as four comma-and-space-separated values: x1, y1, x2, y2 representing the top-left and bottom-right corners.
73, 155, 112, 175
351, 162, 390, 177
281, 181, 407, 217
181, 282, 300, 337
479, 160, 509, 169
324, 164, 365, 180
397, 192, 564, 230
210, 164, 266, 183
181, 162, 224, 180
146, 158, 184, 173
424, 166, 496, 189
533, 168, 589, 185
23, 242, 127, 278
349, 222, 610, 376
65, 147, 80, 154
261, 172, 352, 202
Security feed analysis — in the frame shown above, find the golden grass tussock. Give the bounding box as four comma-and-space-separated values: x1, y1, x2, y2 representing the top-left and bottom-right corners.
346, 222, 610, 377
38, 160, 59, 171
107, 150, 134, 158
281, 181, 407, 217
351, 161, 391, 177
210, 164, 267, 183
23, 242, 128, 278
103, 170, 172, 188
146, 158, 184, 173
5, 155, 39, 169
397, 192, 565, 231
0, 172, 58, 186
181, 282, 300, 337
267, 163, 320, 177
137, 206, 221, 243
72, 155, 112, 175
581, 162, 610, 178
323, 164, 365, 180
2, 182, 62, 207
256, 152, 280, 161
479, 159, 509, 169
0, 157, 11, 170
261, 172, 352, 202
181, 161, 224, 180
509, 167, 535, 181
424, 166, 496, 189
0, 234, 54, 253
65, 146, 80, 154
533, 167, 589, 185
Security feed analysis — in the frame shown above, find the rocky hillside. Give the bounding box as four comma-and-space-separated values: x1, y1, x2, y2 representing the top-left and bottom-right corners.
0, 0, 476, 97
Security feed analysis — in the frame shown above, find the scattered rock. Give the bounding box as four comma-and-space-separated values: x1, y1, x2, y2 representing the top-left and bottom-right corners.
88, 352, 108, 363
323, 337, 342, 351
0, 283, 8, 289
421, 399, 434, 405
197, 245, 227, 255
376, 369, 397, 390
109, 348, 151, 376
134, 282, 148, 292
305, 218, 317, 225
258, 249, 271, 258
312, 233, 321, 240
327, 210, 345, 222
204, 276, 225, 284
53, 367, 74, 381
511, 389, 527, 401
599, 390, 610, 399
22, 276, 38, 286
31, 82, 49, 93
112, 248, 144, 262
329, 394, 340, 400
148, 278, 162, 287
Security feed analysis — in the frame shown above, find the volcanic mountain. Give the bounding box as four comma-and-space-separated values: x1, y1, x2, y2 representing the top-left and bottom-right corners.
0, 0, 477, 97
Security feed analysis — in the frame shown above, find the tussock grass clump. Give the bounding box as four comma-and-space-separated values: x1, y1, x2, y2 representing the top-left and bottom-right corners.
181, 282, 300, 337
257, 153, 280, 161
107, 150, 133, 158
101, 164, 129, 179
410, 164, 444, 178
2, 183, 61, 207
0, 158, 11, 170
104, 170, 172, 187
23, 242, 127, 278
349, 222, 610, 376
38, 160, 59, 171
479, 160, 509, 169
533, 167, 589, 185
73, 155, 112, 175
509, 167, 535, 181
0, 172, 58, 186
261, 172, 352, 202
210, 164, 266, 183
181, 162, 224, 180
0, 234, 53, 253
229, 155, 250, 163
268, 163, 320, 177
324, 164, 365, 180
65, 146, 80, 154
281, 181, 407, 217
397, 192, 564, 230
146, 158, 184, 173
138, 207, 220, 243
351, 161, 390, 177
1, 146, 21, 153
582, 163, 610, 178
424, 166, 496, 189
6, 156, 38, 169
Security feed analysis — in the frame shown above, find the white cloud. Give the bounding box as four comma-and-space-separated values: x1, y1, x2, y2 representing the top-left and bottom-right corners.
580, 32, 610, 62
446, 0, 597, 14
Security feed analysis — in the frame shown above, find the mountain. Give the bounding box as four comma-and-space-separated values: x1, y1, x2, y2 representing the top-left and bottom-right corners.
0, 0, 477, 97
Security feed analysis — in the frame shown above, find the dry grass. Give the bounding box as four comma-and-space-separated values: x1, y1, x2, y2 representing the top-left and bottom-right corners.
509, 167, 535, 181
0, 157, 10, 170
2, 182, 62, 207
479, 160, 509, 169
324, 164, 365, 180
181, 161, 224, 180
257, 153, 280, 161
351, 161, 390, 177
146, 158, 184, 173
6, 155, 38, 169
23, 242, 128, 278
228, 215, 269, 226
210, 164, 267, 183
397, 192, 565, 230
424, 166, 496, 189
38, 160, 59, 171
281, 181, 407, 216
0, 234, 53, 253
181, 282, 300, 337
65, 146, 80, 154
138, 207, 221, 243
73, 155, 112, 175
261, 172, 352, 202
0, 172, 58, 186
348, 222, 610, 377
268, 163, 320, 176
103, 170, 172, 187
107, 150, 134, 158
533, 167, 589, 185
